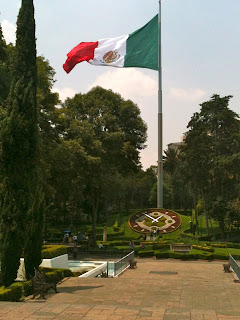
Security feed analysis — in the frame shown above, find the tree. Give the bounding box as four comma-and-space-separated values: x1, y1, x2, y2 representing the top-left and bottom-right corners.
61, 86, 147, 245
163, 147, 179, 176
181, 95, 240, 238
0, 0, 42, 285
0, 24, 11, 105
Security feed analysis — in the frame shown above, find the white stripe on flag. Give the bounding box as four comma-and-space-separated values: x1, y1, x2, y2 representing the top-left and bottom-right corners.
88, 35, 128, 67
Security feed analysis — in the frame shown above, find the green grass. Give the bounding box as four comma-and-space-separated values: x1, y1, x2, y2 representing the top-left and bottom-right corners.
214, 247, 240, 256
144, 217, 165, 227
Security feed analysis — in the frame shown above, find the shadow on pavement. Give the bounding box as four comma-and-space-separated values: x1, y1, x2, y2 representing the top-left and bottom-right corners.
58, 285, 104, 293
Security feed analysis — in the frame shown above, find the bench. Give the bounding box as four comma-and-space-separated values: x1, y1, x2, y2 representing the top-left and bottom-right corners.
129, 259, 137, 269
32, 269, 59, 299
170, 244, 192, 253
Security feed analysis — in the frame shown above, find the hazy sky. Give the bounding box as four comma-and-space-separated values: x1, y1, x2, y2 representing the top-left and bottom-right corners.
1, 0, 240, 169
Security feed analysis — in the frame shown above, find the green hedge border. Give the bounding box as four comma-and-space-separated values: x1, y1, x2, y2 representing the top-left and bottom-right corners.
0, 267, 74, 302
42, 245, 67, 259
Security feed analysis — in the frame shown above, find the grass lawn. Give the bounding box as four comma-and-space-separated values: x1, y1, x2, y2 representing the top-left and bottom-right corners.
214, 247, 240, 257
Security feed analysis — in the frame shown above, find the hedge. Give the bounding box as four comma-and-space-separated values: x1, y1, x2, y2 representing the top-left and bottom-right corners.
153, 243, 170, 250
137, 250, 215, 260
42, 245, 67, 259
211, 243, 228, 248
138, 250, 155, 258
214, 253, 229, 260
102, 240, 142, 247
192, 245, 214, 252
113, 221, 119, 231
40, 267, 74, 278
155, 250, 170, 259
0, 267, 74, 302
0, 284, 22, 302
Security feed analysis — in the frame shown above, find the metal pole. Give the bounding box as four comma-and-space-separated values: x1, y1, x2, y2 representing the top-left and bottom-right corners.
157, 0, 163, 208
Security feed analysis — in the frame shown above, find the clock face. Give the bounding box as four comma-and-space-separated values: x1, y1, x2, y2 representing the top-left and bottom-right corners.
129, 209, 182, 234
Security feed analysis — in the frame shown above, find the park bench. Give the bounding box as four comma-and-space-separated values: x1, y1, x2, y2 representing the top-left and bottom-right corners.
32, 269, 59, 299
170, 243, 192, 253
129, 259, 137, 269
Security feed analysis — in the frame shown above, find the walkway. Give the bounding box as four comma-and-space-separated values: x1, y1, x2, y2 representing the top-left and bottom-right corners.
0, 259, 240, 319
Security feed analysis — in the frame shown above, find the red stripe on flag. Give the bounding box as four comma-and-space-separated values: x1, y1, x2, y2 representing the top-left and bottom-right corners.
63, 41, 98, 74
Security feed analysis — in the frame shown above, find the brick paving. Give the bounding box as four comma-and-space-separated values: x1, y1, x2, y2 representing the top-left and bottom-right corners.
0, 259, 240, 319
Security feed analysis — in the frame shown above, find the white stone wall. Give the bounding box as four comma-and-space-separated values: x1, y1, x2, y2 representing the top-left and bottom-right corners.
40, 254, 69, 269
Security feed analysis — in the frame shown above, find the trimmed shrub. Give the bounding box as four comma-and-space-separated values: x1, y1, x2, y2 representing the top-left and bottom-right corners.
0, 283, 22, 301
192, 245, 214, 252
169, 252, 191, 260
211, 243, 228, 248
153, 243, 170, 250
45, 271, 63, 283
138, 250, 155, 258
214, 253, 229, 260
225, 243, 240, 249
40, 267, 74, 278
21, 280, 33, 297
155, 250, 170, 259
197, 252, 214, 260
42, 245, 67, 259
113, 221, 119, 231
102, 240, 141, 247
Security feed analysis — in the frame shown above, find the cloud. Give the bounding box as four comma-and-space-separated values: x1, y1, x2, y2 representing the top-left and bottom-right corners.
53, 87, 77, 102
88, 68, 157, 103
2, 20, 16, 44
169, 87, 206, 102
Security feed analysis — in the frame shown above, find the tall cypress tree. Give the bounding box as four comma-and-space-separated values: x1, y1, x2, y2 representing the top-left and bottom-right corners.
0, 24, 7, 61
0, 24, 10, 105
0, 0, 42, 285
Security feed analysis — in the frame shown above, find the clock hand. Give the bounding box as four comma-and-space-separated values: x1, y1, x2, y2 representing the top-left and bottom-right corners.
155, 214, 164, 222
144, 213, 158, 223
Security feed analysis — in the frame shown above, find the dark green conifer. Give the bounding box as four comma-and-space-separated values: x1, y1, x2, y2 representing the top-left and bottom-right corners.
0, 24, 10, 104
1, 0, 42, 285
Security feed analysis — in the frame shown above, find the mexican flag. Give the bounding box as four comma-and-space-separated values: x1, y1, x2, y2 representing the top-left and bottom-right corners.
63, 15, 158, 74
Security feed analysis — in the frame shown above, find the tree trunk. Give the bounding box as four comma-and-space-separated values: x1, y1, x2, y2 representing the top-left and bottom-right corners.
91, 190, 100, 247
193, 196, 199, 234
219, 220, 225, 239
205, 212, 209, 236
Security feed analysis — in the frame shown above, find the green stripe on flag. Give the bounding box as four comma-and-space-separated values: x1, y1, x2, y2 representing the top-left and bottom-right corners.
124, 15, 158, 71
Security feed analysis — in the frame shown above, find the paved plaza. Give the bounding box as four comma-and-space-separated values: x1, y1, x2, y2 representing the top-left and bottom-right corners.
0, 259, 240, 319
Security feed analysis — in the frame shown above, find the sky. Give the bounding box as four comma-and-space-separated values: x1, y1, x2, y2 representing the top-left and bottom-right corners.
1, 0, 240, 169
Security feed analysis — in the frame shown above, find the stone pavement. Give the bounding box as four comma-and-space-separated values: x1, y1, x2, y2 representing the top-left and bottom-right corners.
0, 259, 240, 319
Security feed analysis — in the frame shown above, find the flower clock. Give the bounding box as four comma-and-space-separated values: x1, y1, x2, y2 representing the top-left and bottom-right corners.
129, 209, 182, 234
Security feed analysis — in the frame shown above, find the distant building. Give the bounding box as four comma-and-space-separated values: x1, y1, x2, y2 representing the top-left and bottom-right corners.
167, 141, 184, 152
167, 136, 185, 152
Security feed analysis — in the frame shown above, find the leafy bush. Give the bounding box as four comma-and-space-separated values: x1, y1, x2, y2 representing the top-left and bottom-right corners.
42, 245, 67, 259
138, 250, 155, 257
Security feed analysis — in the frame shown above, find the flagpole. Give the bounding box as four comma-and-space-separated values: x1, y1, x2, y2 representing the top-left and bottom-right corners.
157, 0, 163, 208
